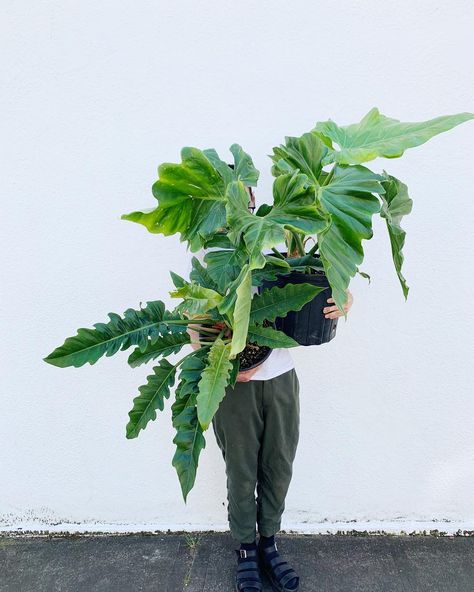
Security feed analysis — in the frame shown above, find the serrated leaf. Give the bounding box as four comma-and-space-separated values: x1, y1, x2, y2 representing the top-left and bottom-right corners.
126, 359, 177, 439
247, 324, 299, 348
196, 339, 232, 430
379, 172, 413, 298
127, 332, 190, 367
44, 301, 171, 368
250, 283, 327, 324
314, 108, 474, 165
172, 403, 206, 502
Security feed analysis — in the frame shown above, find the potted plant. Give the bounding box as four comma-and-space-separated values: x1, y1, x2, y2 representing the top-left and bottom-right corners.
44, 108, 473, 500
44, 147, 326, 501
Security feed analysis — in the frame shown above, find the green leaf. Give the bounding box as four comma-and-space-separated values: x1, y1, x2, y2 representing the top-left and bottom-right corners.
317, 165, 383, 311
122, 148, 226, 248
204, 248, 247, 293
127, 332, 190, 367
171, 401, 206, 502
226, 177, 327, 270
226, 181, 286, 269
314, 108, 474, 165
379, 172, 413, 298
196, 338, 233, 430
229, 265, 252, 357
189, 256, 219, 291
271, 131, 328, 185
247, 324, 299, 348
44, 301, 171, 368
175, 349, 208, 399
171, 352, 207, 501
269, 172, 329, 235
170, 281, 223, 315
202, 232, 233, 249
122, 145, 259, 249
229, 143, 260, 186
126, 359, 177, 439
228, 357, 240, 387
250, 283, 328, 324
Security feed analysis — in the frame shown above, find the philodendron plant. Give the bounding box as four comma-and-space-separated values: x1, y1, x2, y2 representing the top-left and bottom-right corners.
44, 108, 472, 500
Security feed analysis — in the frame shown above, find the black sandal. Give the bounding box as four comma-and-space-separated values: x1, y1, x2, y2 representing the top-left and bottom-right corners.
234, 548, 263, 591
258, 542, 300, 591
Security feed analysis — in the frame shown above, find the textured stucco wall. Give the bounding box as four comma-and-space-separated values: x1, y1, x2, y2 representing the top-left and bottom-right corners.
1, 0, 473, 533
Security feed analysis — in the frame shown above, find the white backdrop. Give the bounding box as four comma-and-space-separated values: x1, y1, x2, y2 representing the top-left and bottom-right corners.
1, 0, 473, 534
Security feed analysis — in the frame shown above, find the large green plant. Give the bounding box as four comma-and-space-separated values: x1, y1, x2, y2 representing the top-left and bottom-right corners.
45, 108, 472, 500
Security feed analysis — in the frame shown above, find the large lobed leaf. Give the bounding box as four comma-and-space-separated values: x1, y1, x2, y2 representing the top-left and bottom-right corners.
44, 301, 175, 368
226, 175, 328, 270
121, 145, 259, 250
196, 338, 233, 430
317, 165, 384, 311
379, 171, 413, 299
271, 131, 385, 312
203, 247, 247, 293
126, 359, 177, 439
314, 107, 474, 165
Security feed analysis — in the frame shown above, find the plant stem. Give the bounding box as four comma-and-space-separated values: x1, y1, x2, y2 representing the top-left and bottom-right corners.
307, 241, 319, 256
271, 247, 286, 260
164, 319, 216, 326
291, 232, 306, 256
321, 166, 334, 186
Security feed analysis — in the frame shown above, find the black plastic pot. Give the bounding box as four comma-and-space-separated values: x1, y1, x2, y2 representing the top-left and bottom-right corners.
260, 270, 338, 346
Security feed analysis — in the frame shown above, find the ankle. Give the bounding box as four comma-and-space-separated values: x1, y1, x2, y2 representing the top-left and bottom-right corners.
258, 534, 275, 548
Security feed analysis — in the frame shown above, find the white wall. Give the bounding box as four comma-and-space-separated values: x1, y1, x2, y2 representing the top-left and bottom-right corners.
1, 0, 473, 534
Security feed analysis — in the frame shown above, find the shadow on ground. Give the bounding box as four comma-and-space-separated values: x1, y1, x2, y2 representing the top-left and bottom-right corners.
0, 532, 473, 591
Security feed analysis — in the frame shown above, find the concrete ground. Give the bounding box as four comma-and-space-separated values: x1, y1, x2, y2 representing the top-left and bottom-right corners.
0, 532, 473, 592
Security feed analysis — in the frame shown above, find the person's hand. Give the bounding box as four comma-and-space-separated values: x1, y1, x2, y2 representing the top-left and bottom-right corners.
236, 367, 259, 382
323, 289, 353, 319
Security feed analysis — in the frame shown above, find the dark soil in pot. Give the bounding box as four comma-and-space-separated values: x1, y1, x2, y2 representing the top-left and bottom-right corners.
197, 322, 272, 372
238, 341, 272, 371
260, 255, 338, 346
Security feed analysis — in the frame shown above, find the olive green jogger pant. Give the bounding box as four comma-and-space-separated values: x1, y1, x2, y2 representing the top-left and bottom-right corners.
211, 368, 300, 543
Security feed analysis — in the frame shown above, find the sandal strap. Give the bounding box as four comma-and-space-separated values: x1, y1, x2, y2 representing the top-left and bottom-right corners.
235, 548, 258, 559
280, 569, 299, 588
237, 581, 263, 592
237, 560, 259, 572
259, 542, 278, 555
258, 544, 299, 590
269, 556, 287, 569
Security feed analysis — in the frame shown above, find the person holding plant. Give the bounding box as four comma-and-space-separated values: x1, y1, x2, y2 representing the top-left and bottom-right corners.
44, 107, 472, 591
187, 184, 353, 592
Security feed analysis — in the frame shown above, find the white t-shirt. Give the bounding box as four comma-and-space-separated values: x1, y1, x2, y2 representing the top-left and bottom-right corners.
185, 246, 295, 381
